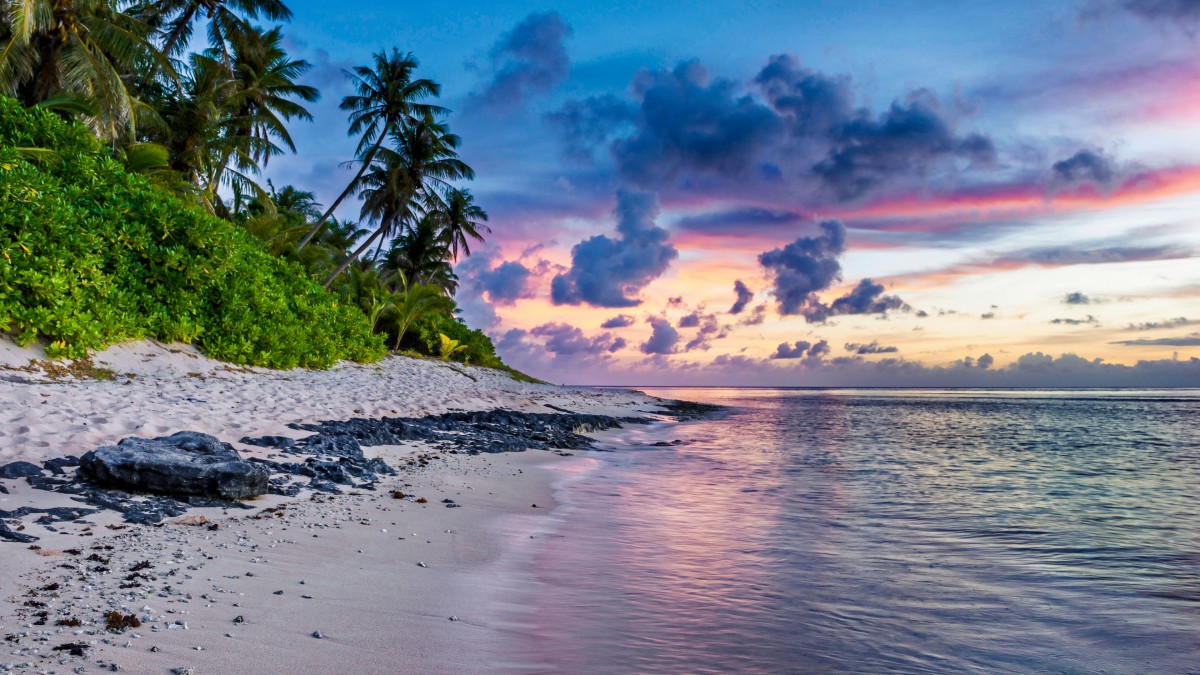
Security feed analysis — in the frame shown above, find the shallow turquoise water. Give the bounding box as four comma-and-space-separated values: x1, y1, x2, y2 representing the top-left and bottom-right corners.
513, 389, 1200, 673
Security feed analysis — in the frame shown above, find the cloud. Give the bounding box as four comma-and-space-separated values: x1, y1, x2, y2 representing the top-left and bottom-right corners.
529, 322, 626, 355
770, 339, 829, 360
758, 222, 908, 322
690, 352, 1200, 388
681, 312, 730, 351
1126, 317, 1196, 330
1050, 315, 1100, 326
457, 248, 556, 307
545, 94, 638, 162
551, 189, 679, 307
641, 316, 681, 355
674, 207, 805, 234
1051, 149, 1119, 189
1064, 291, 1092, 305
740, 303, 767, 325
730, 280, 754, 314
758, 220, 847, 317
472, 11, 573, 108
844, 341, 899, 354
814, 91, 995, 201
612, 60, 784, 187
551, 53, 996, 206
981, 312, 996, 319
601, 314, 636, 329
822, 279, 909, 321
1112, 333, 1200, 346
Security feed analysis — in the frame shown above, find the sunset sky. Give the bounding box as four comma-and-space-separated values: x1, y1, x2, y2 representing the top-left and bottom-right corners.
270, 0, 1200, 385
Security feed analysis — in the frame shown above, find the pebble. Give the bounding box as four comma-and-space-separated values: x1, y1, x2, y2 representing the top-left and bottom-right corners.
417, 562, 427, 568
272, 590, 284, 595
448, 616, 459, 622
311, 631, 323, 639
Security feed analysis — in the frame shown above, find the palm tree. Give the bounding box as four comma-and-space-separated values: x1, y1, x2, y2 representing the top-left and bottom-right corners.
155, 52, 235, 205
0, 0, 173, 141
296, 49, 444, 250
384, 271, 453, 350
204, 22, 316, 193
130, 0, 292, 57
323, 114, 472, 286
438, 187, 489, 261
381, 213, 457, 293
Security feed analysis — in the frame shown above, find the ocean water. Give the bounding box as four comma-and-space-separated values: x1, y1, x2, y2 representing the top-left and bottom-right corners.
509, 388, 1200, 674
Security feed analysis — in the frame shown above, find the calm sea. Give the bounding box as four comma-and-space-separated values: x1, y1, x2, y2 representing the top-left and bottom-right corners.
507, 388, 1200, 673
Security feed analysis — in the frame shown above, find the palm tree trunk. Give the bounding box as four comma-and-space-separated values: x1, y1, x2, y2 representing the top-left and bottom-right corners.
323, 226, 385, 287
297, 132, 389, 250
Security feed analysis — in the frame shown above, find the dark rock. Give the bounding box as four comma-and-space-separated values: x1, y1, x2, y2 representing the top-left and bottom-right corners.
79, 432, 268, 500
0, 461, 43, 479
239, 435, 295, 450
43, 456, 80, 475
0, 520, 37, 543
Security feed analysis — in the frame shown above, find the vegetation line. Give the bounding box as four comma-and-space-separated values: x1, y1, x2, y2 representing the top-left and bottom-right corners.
0, 0, 517, 374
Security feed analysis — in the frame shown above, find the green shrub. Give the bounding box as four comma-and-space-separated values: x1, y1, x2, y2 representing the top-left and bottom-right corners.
0, 98, 384, 368
414, 311, 497, 366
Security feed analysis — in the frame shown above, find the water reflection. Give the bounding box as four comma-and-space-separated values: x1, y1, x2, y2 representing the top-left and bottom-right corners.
509, 389, 1200, 673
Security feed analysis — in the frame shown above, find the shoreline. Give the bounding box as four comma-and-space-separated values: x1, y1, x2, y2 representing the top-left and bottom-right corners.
0, 341, 703, 673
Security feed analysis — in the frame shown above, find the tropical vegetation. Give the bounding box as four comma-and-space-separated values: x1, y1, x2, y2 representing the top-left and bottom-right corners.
0, 0, 514, 372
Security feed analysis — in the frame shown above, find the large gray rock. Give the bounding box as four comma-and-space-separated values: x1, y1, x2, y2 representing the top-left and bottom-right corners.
79, 432, 268, 500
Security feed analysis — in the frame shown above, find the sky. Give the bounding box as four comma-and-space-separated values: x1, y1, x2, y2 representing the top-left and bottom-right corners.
265, 0, 1200, 386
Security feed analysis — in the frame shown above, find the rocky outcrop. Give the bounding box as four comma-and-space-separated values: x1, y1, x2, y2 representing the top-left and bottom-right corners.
79, 432, 268, 500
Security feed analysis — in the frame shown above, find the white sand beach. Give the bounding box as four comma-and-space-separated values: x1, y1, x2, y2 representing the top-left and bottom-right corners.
0, 340, 661, 673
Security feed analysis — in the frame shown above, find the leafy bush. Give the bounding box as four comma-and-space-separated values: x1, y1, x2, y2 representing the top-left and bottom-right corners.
0, 98, 384, 368
415, 311, 497, 366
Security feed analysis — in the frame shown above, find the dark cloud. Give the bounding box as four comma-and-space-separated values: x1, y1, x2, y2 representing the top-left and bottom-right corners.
613, 60, 783, 187
674, 207, 804, 234
740, 304, 767, 325
682, 313, 730, 351
551, 189, 679, 307
758, 220, 847, 317
600, 314, 636, 329
476, 261, 532, 304
915, 309, 930, 318
1126, 317, 1196, 330
769, 339, 829, 360
758, 222, 908, 322
815, 92, 995, 201
845, 341, 899, 354
1112, 333, 1200, 346
530, 322, 625, 355
753, 54, 854, 138
457, 249, 548, 306
1064, 291, 1092, 305
641, 316, 681, 355
730, 280, 754, 315
552, 53, 996, 205
822, 279, 909, 321
1051, 149, 1118, 189
473, 11, 573, 108
545, 94, 638, 162
667, 296, 685, 307
1050, 315, 1100, 326
981, 312, 996, 319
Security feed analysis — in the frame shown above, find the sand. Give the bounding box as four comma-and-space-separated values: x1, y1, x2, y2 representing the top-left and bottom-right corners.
0, 340, 658, 673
